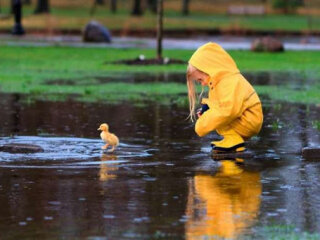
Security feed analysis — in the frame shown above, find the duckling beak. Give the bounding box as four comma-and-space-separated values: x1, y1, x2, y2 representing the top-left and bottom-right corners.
97, 127, 101, 130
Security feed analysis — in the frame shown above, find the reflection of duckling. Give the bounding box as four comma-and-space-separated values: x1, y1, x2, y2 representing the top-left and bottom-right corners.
99, 154, 118, 181
97, 123, 119, 152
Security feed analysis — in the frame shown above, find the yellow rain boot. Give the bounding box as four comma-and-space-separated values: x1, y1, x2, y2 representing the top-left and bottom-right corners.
211, 127, 245, 153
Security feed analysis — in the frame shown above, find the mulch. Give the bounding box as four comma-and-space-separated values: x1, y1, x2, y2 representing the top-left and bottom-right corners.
112, 57, 186, 65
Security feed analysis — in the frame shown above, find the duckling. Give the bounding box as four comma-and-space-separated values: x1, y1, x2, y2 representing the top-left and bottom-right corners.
97, 123, 119, 152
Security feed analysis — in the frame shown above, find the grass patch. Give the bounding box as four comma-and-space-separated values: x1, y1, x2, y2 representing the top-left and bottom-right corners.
1, 6, 320, 32
312, 120, 320, 131
249, 224, 320, 240
0, 45, 319, 105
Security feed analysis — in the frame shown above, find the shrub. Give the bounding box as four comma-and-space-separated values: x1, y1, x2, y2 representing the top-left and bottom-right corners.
272, 0, 304, 13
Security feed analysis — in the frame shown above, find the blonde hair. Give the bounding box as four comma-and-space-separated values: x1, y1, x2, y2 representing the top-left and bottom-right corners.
186, 64, 205, 122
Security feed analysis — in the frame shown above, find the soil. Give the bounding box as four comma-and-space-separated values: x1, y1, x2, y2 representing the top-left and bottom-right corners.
302, 147, 320, 160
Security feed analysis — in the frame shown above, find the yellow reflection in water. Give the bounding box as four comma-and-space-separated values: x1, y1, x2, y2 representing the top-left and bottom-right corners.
185, 159, 261, 240
99, 154, 118, 181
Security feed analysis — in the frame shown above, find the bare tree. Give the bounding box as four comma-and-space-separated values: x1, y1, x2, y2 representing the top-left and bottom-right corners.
11, 0, 14, 14
131, 0, 143, 16
34, 0, 50, 14
96, 0, 104, 5
156, 0, 163, 60
110, 0, 117, 13
148, 0, 157, 13
12, 0, 25, 35
182, 0, 190, 15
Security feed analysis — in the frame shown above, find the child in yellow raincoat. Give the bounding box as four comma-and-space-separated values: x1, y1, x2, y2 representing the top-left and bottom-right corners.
187, 42, 263, 152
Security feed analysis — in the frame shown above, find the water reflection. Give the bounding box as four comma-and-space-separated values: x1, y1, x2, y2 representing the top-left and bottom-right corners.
99, 154, 118, 181
185, 159, 261, 240
0, 93, 320, 239
44, 71, 313, 88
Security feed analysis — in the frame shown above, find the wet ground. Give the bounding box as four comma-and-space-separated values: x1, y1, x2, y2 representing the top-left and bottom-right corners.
1, 35, 320, 51
45, 70, 314, 88
0, 93, 320, 239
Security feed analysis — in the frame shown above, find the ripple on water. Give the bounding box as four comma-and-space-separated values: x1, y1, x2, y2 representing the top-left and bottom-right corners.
0, 136, 152, 168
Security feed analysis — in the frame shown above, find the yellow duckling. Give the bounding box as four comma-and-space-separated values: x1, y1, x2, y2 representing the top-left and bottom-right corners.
97, 123, 119, 152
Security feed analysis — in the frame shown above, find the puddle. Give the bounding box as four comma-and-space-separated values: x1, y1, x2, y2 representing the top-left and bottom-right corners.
45, 72, 187, 85
0, 136, 152, 167
45, 71, 315, 87
0, 93, 319, 239
243, 71, 315, 89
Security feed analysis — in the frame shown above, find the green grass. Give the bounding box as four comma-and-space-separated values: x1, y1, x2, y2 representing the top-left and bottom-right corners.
0, 45, 319, 105
249, 224, 320, 240
1, 6, 320, 31
312, 120, 320, 131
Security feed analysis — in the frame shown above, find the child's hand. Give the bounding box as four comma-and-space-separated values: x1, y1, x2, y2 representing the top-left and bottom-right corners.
196, 108, 202, 118
197, 104, 209, 118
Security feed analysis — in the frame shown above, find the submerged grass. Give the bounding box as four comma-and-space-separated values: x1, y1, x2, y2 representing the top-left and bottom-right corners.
249, 224, 320, 240
0, 45, 320, 105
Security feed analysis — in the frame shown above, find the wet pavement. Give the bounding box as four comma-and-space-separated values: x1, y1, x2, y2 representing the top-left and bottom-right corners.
0, 92, 320, 239
1, 34, 320, 50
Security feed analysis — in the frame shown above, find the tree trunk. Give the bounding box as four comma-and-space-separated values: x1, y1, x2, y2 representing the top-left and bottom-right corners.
11, 0, 14, 14
12, 0, 25, 35
284, 0, 289, 13
156, 0, 163, 60
131, 0, 143, 16
96, 0, 104, 5
182, 0, 190, 15
148, 0, 157, 13
23, 0, 31, 5
110, 0, 117, 13
34, 0, 50, 13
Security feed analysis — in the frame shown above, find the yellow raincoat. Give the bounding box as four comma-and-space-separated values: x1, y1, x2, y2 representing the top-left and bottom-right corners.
189, 42, 263, 138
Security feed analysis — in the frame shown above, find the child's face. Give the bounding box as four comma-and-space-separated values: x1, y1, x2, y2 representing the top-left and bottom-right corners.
190, 69, 209, 86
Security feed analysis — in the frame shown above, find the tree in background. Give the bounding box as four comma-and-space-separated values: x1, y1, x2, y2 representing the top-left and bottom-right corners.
182, 0, 190, 15
23, 0, 31, 5
131, 0, 143, 16
110, 0, 117, 13
147, 0, 157, 13
96, 0, 104, 5
12, 0, 25, 34
34, 0, 50, 13
156, 0, 163, 60
272, 0, 304, 13
10, 0, 14, 14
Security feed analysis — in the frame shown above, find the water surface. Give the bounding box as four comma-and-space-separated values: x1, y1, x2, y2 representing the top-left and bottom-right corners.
0, 93, 319, 239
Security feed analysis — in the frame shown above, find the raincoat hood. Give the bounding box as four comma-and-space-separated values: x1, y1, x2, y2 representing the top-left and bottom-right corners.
189, 42, 240, 84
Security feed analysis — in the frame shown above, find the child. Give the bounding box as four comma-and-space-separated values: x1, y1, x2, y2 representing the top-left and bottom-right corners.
186, 42, 263, 153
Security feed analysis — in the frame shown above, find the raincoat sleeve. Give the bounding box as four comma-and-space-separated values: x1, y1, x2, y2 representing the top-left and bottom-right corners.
195, 78, 246, 137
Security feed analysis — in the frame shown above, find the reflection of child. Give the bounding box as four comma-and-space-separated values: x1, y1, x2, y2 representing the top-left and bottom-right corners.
186, 42, 263, 152
185, 159, 261, 239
